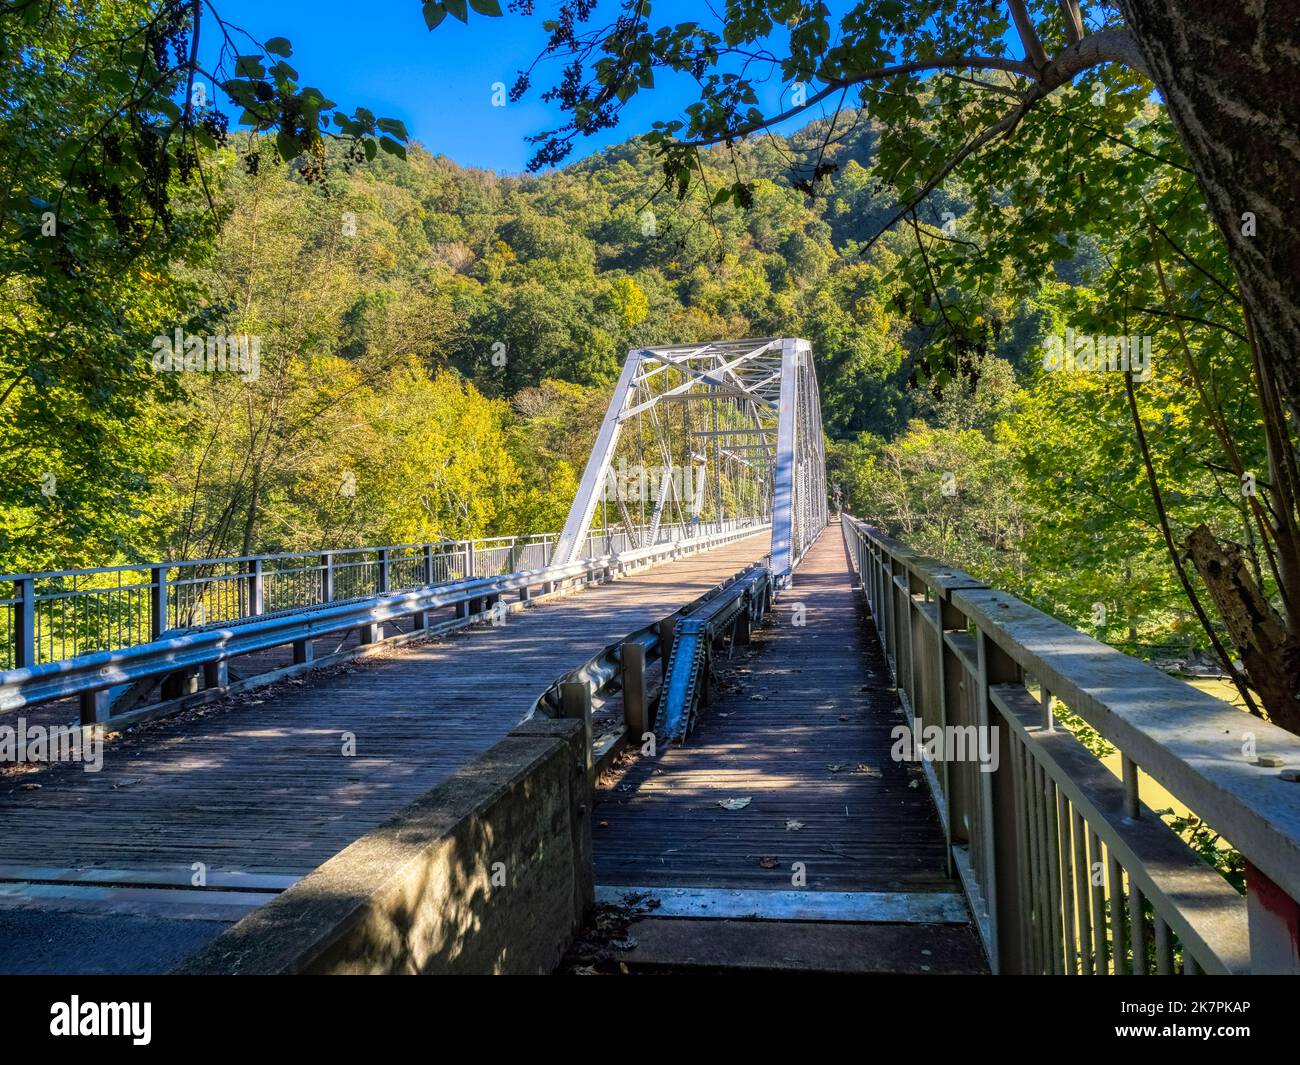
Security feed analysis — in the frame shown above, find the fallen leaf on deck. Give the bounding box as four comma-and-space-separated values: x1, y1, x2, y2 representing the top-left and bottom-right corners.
784, 819, 804, 831
717, 797, 752, 811
759, 856, 781, 869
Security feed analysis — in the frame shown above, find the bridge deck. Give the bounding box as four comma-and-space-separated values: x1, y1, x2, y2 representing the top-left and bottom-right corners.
585, 526, 987, 973
0, 534, 768, 974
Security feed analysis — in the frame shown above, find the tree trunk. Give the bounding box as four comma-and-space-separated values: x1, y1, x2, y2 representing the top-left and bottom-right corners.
1118, 1, 1300, 418
1186, 524, 1300, 733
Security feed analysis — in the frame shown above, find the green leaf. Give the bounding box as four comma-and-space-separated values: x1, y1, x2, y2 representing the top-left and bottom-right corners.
468, 0, 503, 14
443, 0, 469, 22
376, 117, 408, 140
423, 2, 447, 30
378, 135, 406, 158
235, 55, 266, 79
264, 37, 293, 58
276, 131, 298, 162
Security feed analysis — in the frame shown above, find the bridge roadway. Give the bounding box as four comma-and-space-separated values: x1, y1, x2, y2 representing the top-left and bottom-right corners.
0, 533, 770, 974
582, 527, 987, 973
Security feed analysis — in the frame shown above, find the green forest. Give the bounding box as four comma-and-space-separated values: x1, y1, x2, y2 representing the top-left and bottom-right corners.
3, 1, 1297, 731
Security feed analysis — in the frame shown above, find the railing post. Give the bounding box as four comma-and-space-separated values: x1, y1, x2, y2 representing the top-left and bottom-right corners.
620, 642, 648, 737
658, 615, 677, 675
560, 680, 593, 776
1246, 862, 1300, 973
378, 548, 390, 594
424, 544, 435, 585
14, 577, 35, 668
150, 566, 167, 639
977, 628, 1028, 974
204, 660, 228, 689
79, 690, 110, 725
465, 541, 475, 578
937, 598, 966, 867
323, 552, 335, 602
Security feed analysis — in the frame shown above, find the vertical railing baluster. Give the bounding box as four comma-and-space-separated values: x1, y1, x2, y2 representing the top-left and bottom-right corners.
1109, 857, 1128, 974
1072, 808, 1094, 975
1057, 790, 1078, 974
1154, 914, 1174, 974
1032, 759, 1053, 970
1129, 881, 1148, 975
1090, 831, 1109, 974
1043, 772, 1065, 973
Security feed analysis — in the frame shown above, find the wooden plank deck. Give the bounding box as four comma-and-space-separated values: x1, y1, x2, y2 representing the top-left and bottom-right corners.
593, 526, 957, 894
0, 533, 769, 882
580, 524, 987, 973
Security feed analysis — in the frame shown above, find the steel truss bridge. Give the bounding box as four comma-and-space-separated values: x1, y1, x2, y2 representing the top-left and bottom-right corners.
554, 338, 827, 580
0, 337, 1298, 978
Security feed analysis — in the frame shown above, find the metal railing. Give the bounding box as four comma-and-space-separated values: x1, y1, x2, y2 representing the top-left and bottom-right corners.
0, 520, 768, 724
0, 519, 761, 672
842, 514, 1300, 975
530, 558, 774, 774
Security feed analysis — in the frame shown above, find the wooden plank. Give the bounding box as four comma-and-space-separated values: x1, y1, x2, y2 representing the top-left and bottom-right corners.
595, 885, 969, 923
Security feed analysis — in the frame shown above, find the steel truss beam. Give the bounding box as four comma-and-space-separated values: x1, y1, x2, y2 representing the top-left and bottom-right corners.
554, 339, 828, 582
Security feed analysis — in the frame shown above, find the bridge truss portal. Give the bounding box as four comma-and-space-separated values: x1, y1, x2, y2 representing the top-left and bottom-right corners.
553, 338, 827, 582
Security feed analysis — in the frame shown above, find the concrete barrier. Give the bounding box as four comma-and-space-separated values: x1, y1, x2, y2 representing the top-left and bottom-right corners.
175, 717, 593, 975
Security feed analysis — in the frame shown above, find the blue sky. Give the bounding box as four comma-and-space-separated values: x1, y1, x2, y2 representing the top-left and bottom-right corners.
201, 0, 854, 173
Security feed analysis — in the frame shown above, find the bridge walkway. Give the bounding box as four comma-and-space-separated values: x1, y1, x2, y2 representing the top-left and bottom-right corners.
582, 524, 988, 973
0, 533, 769, 974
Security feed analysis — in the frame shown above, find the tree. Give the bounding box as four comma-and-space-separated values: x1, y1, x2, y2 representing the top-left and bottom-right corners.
457, 1, 1300, 730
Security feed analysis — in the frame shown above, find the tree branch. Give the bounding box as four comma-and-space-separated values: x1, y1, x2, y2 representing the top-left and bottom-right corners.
1008, 0, 1050, 68
678, 55, 1033, 147
1059, 1, 1085, 45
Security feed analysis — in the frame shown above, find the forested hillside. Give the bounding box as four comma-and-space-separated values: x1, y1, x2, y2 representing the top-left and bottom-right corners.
0, 8, 1265, 675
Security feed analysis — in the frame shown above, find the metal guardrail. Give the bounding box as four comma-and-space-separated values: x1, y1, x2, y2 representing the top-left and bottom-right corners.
0, 520, 768, 725
842, 514, 1300, 975
656, 564, 773, 743
0, 521, 760, 672
531, 559, 774, 771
